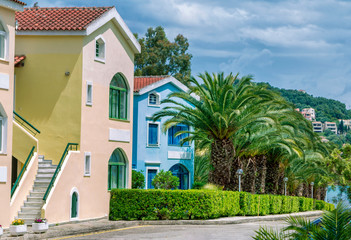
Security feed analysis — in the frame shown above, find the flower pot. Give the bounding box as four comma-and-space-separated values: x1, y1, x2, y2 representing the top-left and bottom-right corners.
32, 222, 49, 233
9, 224, 27, 236
0, 227, 3, 236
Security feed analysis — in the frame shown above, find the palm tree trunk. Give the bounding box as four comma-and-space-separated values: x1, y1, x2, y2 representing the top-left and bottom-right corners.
209, 138, 234, 189
242, 157, 256, 194
297, 184, 303, 197
265, 159, 280, 194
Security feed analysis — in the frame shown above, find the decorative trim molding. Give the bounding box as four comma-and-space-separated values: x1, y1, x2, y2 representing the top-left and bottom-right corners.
109, 128, 130, 142
168, 151, 192, 160
0, 73, 9, 90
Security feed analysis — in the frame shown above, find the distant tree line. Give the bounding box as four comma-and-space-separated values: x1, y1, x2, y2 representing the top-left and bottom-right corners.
260, 83, 351, 122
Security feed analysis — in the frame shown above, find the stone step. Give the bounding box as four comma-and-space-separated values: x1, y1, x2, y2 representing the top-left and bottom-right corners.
24, 201, 43, 207
39, 159, 53, 164
29, 191, 45, 198
32, 186, 48, 192
27, 196, 44, 203
37, 168, 56, 174
20, 206, 41, 214
36, 173, 54, 178
38, 163, 57, 168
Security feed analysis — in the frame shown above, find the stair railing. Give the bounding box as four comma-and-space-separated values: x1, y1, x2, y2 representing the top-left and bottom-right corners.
11, 146, 36, 197
43, 143, 79, 202
13, 111, 41, 136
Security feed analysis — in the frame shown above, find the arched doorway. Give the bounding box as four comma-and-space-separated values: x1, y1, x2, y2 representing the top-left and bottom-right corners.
70, 188, 79, 219
169, 164, 189, 190
108, 149, 127, 190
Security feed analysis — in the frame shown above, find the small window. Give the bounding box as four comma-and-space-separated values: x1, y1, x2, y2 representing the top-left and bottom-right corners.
148, 92, 160, 106
95, 36, 105, 62
86, 81, 93, 106
0, 21, 6, 60
168, 124, 190, 146
148, 122, 159, 146
0, 117, 3, 153
84, 152, 91, 176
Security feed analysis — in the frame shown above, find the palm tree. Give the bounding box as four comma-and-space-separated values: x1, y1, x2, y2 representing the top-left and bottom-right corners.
254, 203, 350, 240
152, 72, 278, 188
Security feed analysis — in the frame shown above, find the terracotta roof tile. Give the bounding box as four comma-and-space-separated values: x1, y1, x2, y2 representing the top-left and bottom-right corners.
15, 7, 112, 31
14, 55, 26, 66
10, 0, 26, 5
134, 76, 170, 92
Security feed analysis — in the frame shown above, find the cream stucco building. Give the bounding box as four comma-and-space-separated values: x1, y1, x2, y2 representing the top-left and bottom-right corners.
0, 4, 140, 226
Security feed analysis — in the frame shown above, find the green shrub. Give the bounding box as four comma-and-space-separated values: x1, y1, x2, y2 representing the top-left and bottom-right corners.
192, 181, 206, 189
132, 170, 145, 189
299, 197, 313, 212
281, 196, 292, 213
109, 189, 240, 220
239, 192, 270, 216
291, 197, 300, 212
270, 195, 282, 214
315, 200, 335, 211
152, 170, 179, 189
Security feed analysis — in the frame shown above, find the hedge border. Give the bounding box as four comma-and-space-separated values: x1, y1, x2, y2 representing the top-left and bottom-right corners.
109, 189, 334, 220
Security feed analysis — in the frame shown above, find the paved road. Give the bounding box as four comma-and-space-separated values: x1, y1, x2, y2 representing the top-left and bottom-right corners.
59, 221, 287, 240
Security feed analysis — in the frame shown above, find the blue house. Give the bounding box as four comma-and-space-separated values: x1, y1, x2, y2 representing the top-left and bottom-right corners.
132, 76, 194, 189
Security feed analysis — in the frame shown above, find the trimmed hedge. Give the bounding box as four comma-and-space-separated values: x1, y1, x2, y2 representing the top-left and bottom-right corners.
110, 189, 240, 220
110, 189, 335, 220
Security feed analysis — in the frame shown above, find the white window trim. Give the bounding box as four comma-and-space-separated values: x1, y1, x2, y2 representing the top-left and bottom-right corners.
70, 187, 79, 221
94, 35, 106, 63
148, 91, 161, 107
84, 152, 91, 177
145, 167, 159, 189
147, 121, 160, 147
86, 81, 93, 106
0, 116, 7, 154
0, 30, 8, 61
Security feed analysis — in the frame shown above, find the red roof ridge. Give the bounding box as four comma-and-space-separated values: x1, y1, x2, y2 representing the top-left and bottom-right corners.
10, 0, 26, 5
24, 6, 113, 10
134, 75, 170, 78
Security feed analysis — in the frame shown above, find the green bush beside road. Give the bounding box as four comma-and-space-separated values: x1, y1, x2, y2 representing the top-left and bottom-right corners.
109, 189, 334, 220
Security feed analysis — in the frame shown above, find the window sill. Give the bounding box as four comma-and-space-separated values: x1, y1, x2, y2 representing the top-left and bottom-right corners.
84, 174, 91, 177
94, 57, 105, 64
0, 58, 9, 64
168, 145, 190, 147
109, 118, 130, 123
147, 144, 160, 148
86, 102, 92, 107
148, 104, 161, 108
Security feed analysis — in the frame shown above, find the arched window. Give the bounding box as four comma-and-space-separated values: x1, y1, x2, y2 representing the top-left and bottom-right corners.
109, 74, 128, 120
148, 92, 160, 106
95, 36, 105, 61
108, 149, 127, 190
0, 21, 6, 59
170, 164, 189, 190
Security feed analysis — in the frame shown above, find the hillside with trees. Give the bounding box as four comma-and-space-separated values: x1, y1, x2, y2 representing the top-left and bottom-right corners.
260, 83, 351, 122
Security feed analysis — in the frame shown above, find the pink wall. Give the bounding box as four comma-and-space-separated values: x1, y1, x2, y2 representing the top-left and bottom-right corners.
43, 20, 135, 223
0, 6, 15, 227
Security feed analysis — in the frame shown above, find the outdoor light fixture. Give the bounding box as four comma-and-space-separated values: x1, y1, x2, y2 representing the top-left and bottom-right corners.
311, 182, 314, 199
283, 177, 288, 196
236, 169, 243, 192
65, 71, 70, 76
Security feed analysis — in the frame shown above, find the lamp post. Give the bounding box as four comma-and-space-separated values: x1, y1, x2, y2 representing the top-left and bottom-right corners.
236, 169, 243, 192
311, 182, 314, 199
283, 177, 288, 196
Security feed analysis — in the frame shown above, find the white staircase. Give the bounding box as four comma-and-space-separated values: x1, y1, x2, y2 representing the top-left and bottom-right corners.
17, 156, 56, 225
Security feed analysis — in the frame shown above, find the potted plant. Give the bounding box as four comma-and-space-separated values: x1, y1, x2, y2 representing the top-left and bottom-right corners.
9, 219, 27, 236
32, 218, 49, 233
0, 224, 3, 237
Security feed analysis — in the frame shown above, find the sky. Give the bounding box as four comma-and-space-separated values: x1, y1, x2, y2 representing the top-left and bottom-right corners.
24, 0, 351, 107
